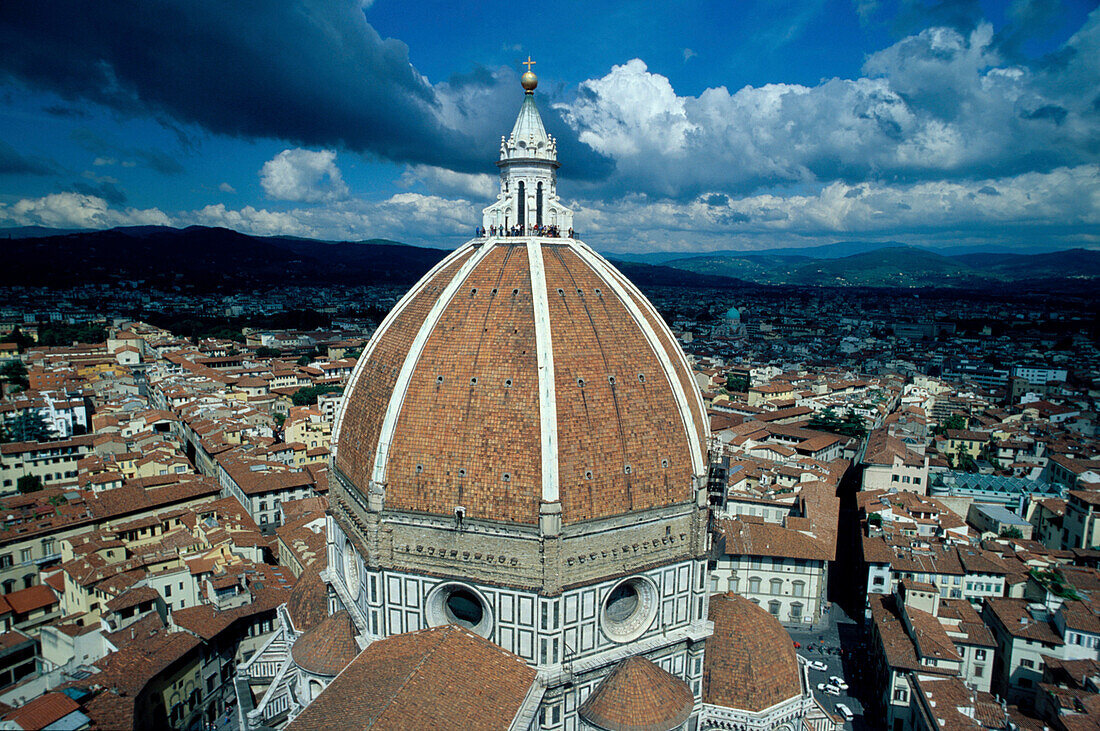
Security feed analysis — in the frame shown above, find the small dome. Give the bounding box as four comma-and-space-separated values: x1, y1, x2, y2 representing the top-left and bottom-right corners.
521, 70, 538, 92
704, 593, 803, 712
291, 610, 359, 676
724, 306, 741, 320
578, 656, 695, 731
286, 567, 327, 634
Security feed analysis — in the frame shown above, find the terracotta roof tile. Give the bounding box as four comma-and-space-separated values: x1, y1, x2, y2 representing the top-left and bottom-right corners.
286, 624, 536, 731
335, 241, 706, 526
704, 593, 802, 712
291, 610, 359, 676
3, 692, 79, 730
578, 656, 695, 731
286, 567, 328, 633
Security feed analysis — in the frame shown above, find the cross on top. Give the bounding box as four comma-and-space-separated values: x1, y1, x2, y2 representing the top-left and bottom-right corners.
523, 56, 536, 72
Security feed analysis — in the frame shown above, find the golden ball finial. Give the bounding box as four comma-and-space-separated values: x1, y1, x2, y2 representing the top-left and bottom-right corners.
521, 56, 537, 93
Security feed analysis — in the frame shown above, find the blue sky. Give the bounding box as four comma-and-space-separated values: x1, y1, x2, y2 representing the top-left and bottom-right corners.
0, 0, 1097, 254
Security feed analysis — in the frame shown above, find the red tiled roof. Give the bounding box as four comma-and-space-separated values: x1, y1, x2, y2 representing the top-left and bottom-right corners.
5, 585, 57, 615
3, 692, 79, 730
286, 567, 328, 633
578, 656, 695, 731
291, 610, 359, 676
286, 625, 536, 731
704, 593, 802, 712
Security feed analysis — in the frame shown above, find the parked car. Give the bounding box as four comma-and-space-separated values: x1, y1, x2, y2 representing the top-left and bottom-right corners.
835, 702, 854, 721
807, 660, 828, 672
829, 675, 849, 690
817, 683, 841, 696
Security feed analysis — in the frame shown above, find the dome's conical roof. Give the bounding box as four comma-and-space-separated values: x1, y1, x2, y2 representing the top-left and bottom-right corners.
577, 656, 695, 731
291, 610, 359, 677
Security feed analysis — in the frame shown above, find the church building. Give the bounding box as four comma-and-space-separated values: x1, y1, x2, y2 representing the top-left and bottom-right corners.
235, 62, 834, 731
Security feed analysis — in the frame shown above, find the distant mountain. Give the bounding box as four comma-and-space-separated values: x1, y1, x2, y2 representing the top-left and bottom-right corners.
657, 244, 1098, 289
0, 225, 745, 291
949, 248, 1100, 280
0, 225, 86, 239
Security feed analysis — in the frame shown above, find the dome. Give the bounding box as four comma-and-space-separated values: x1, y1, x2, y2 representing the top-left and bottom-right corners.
724, 306, 740, 320
291, 610, 360, 676
333, 238, 708, 526
703, 593, 803, 712
577, 656, 695, 731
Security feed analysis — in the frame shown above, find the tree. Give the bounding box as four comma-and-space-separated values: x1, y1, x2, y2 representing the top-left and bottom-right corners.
1, 410, 54, 443
291, 385, 343, 406
808, 407, 843, 434
999, 526, 1024, 539
725, 374, 749, 393
17, 475, 42, 494
0, 360, 29, 391
935, 414, 967, 435
1, 328, 34, 353
839, 411, 867, 439
296, 355, 312, 367
255, 346, 281, 358
273, 412, 287, 431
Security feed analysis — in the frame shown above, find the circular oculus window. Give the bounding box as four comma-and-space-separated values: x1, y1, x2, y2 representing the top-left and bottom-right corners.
600, 575, 659, 643
425, 582, 494, 638
343, 542, 360, 598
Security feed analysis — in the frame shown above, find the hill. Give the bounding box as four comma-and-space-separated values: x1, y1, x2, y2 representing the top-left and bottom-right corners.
662, 245, 1096, 289
0, 225, 745, 291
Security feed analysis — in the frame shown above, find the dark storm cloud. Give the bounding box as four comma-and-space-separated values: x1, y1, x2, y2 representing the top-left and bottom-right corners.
0, 1, 612, 179
0, 140, 51, 175
70, 128, 185, 175
72, 180, 127, 205
1021, 104, 1068, 124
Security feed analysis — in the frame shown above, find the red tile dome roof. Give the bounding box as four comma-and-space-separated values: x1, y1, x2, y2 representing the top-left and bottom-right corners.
577, 656, 695, 731
333, 239, 708, 525
291, 610, 359, 676
704, 593, 803, 712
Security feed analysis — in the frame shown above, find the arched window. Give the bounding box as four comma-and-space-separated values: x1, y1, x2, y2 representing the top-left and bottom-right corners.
770, 578, 783, 595
790, 603, 803, 621
792, 580, 806, 597
747, 577, 761, 593
536, 181, 543, 227
517, 181, 525, 228
768, 600, 781, 616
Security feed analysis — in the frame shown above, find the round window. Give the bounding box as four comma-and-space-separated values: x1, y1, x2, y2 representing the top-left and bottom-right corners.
425, 582, 493, 638
343, 542, 360, 598
600, 576, 658, 643
444, 588, 484, 627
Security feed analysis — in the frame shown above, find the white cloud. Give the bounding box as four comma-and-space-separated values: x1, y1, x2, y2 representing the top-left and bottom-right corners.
182, 192, 479, 243
399, 165, 495, 200
553, 13, 1100, 200
682, 48, 697, 62
218, 182, 236, 194
0, 192, 170, 229
560, 59, 696, 160
260, 148, 348, 202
